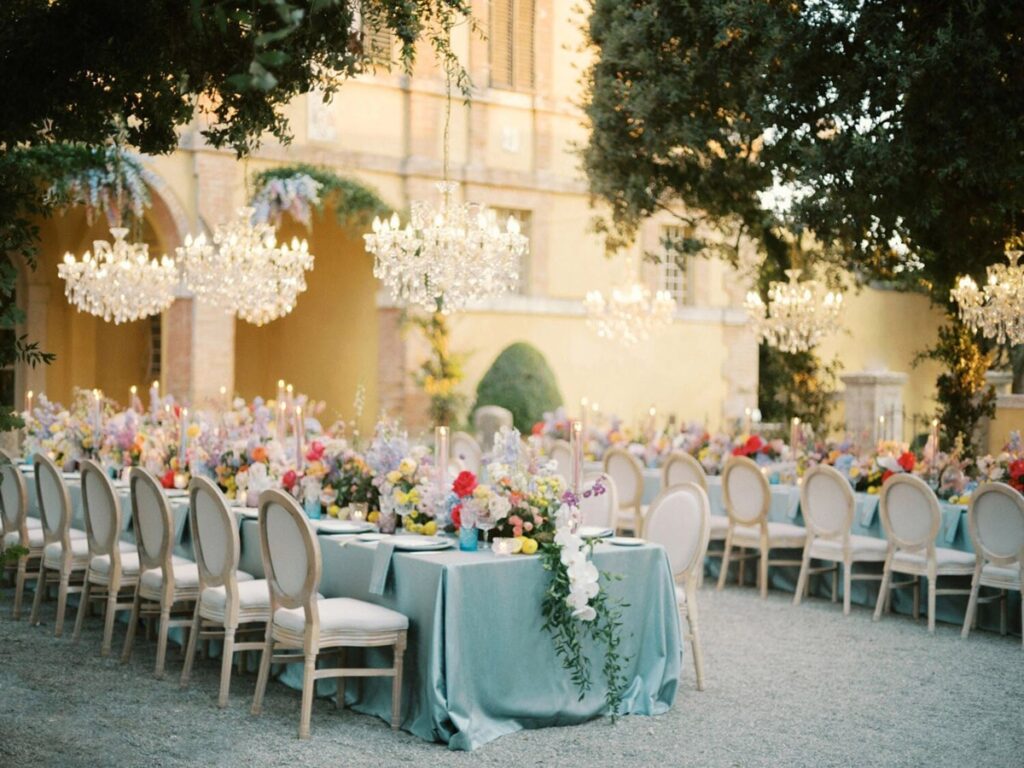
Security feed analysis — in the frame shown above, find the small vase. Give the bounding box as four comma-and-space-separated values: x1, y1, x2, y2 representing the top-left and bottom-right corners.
378, 509, 397, 534
458, 525, 478, 552
304, 497, 322, 520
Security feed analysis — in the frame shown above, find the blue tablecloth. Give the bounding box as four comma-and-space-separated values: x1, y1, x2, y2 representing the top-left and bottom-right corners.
239, 520, 681, 750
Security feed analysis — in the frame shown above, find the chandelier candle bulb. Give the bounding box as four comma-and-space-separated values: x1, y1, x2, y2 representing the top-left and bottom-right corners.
570, 420, 583, 495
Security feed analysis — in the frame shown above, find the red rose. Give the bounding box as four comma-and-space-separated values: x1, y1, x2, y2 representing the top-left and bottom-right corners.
452, 470, 477, 498
1010, 459, 1024, 481
531, 422, 544, 436
451, 504, 462, 528
160, 469, 175, 488
282, 469, 298, 490
306, 440, 325, 462
881, 469, 894, 483
898, 451, 916, 473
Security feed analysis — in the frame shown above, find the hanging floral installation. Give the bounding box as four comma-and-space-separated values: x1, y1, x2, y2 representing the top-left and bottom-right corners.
35, 143, 151, 226
249, 163, 389, 229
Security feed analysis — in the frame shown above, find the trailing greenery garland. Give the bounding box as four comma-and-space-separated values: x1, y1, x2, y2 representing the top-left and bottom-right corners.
539, 541, 628, 719
249, 163, 389, 230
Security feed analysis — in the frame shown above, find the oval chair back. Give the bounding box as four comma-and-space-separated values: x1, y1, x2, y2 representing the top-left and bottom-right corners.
34, 453, 72, 547
602, 447, 643, 510
0, 448, 28, 542
800, 464, 854, 540
129, 467, 174, 575
80, 459, 123, 562
968, 482, 1024, 567
549, 440, 572, 482
661, 451, 708, 493
473, 405, 513, 451
879, 473, 940, 553
190, 477, 241, 590
722, 456, 769, 526
645, 483, 711, 581
579, 472, 617, 529
258, 490, 320, 637
451, 431, 482, 476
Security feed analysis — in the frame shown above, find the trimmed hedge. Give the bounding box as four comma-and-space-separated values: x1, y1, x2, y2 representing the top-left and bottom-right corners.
473, 342, 563, 432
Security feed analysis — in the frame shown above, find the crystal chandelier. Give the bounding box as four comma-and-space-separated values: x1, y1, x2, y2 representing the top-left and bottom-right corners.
583, 268, 677, 346
177, 207, 314, 326
951, 248, 1024, 345
364, 183, 527, 312
58, 227, 177, 324
744, 269, 843, 353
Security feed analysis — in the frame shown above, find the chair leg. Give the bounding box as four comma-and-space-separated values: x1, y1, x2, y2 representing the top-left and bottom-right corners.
685, 582, 705, 692
121, 590, 143, 663
251, 628, 274, 716
299, 654, 317, 739
54, 572, 70, 637
961, 565, 983, 640
926, 572, 936, 633
843, 561, 853, 616
737, 553, 745, 586
391, 634, 406, 729
72, 578, 92, 643
758, 544, 769, 599
29, 563, 47, 625
793, 548, 812, 607
12, 556, 28, 619
101, 582, 120, 657
873, 555, 893, 622
218, 627, 236, 708
716, 536, 733, 591
830, 565, 838, 603
912, 579, 921, 622
155, 608, 171, 678
180, 603, 201, 687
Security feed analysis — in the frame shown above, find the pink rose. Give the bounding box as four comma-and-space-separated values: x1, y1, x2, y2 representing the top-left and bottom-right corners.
523, 521, 534, 532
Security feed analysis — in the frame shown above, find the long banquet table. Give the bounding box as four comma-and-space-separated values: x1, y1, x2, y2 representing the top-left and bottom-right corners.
238, 520, 682, 750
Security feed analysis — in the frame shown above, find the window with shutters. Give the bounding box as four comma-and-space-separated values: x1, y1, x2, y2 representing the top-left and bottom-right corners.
362, 24, 393, 69
493, 208, 532, 294
658, 225, 689, 305
490, 0, 535, 91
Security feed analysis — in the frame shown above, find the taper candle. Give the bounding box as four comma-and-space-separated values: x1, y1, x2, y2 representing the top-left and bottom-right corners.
570, 420, 583, 495
435, 425, 449, 517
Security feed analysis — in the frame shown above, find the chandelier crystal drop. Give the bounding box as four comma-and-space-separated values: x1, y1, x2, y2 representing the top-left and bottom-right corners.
177, 207, 314, 326
58, 227, 177, 324
583, 273, 677, 346
951, 249, 1024, 345
744, 269, 843, 353
364, 182, 527, 313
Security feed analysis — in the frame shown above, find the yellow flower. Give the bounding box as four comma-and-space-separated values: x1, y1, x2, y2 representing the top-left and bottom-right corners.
49, 423, 61, 434
186, 424, 201, 439
473, 484, 491, 499
399, 457, 418, 476
407, 488, 421, 505
386, 470, 402, 484
849, 467, 860, 478
867, 486, 879, 495
328, 504, 341, 518
520, 538, 538, 555
422, 520, 437, 536
368, 511, 380, 523
395, 490, 409, 506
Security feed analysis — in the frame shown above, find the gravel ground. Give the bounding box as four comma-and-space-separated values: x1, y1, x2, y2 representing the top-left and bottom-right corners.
1, 584, 1021, 768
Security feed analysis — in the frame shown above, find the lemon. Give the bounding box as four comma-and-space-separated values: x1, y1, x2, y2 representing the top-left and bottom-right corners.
520, 537, 538, 555
422, 520, 437, 536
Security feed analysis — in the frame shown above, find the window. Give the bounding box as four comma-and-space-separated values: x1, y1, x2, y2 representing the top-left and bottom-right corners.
490, 0, 535, 91
362, 24, 393, 69
493, 208, 532, 294
147, 314, 162, 382
658, 225, 689, 305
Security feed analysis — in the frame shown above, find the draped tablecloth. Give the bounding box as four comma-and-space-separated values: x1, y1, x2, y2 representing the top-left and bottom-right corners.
239, 520, 681, 751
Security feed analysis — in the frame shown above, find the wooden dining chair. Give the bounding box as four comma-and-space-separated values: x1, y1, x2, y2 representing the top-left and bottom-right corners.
717, 456, 806, 598
661, 451, 721, 584
72, 460, 139, 655
1, 449, 45, 619
793, 464, 887, 615
180, 477, 270, 706
602, 447, 645, 536
961, 482, 1024, 644
549, 440, 572, 482
251, 490, 409, 739
644, 483, 711, 690
873, 473, 974, 632
579, 472, 617, 529
121, 467, 223, 678
451, 431, 482, 475
29, 453, 88, 636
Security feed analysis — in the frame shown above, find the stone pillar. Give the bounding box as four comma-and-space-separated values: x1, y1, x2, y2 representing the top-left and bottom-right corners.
841, 370, 909, 443
979, 370, 1015, 453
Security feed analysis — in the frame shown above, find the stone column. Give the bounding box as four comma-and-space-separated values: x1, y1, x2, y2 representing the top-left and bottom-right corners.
840, 370, 909, 443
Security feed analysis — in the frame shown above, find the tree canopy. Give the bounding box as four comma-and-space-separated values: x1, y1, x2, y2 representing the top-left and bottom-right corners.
582, 0, 1024, 300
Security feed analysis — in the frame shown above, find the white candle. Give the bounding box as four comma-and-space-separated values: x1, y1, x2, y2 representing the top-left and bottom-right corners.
648, 405, 657, 439
277, 379, 285, 404
150, 380, 160, 418
129, 385, 139, 413
277, 400, 287, 441
220, 385, 228, 410
294, 405, 304, 467
744, 407, 752, 436
570, 420, 583, 495
435, 425, 449, 516
179, 407, 189, 462
877, 415, 885, 445
580, 397, 589, 445
790, 417, 801, 455
25, 389, 33, 415
286, 383, 294, 412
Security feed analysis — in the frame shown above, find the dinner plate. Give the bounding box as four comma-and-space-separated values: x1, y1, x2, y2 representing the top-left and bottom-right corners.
236, 507, 259, 519
606, 536, 645, 547
315, 519, 375, 535
391, 536, 454, 551
578, 526, 614, 539
62, 472, 80, 480
356, 532, 388, 542
165, 489, 189, 498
